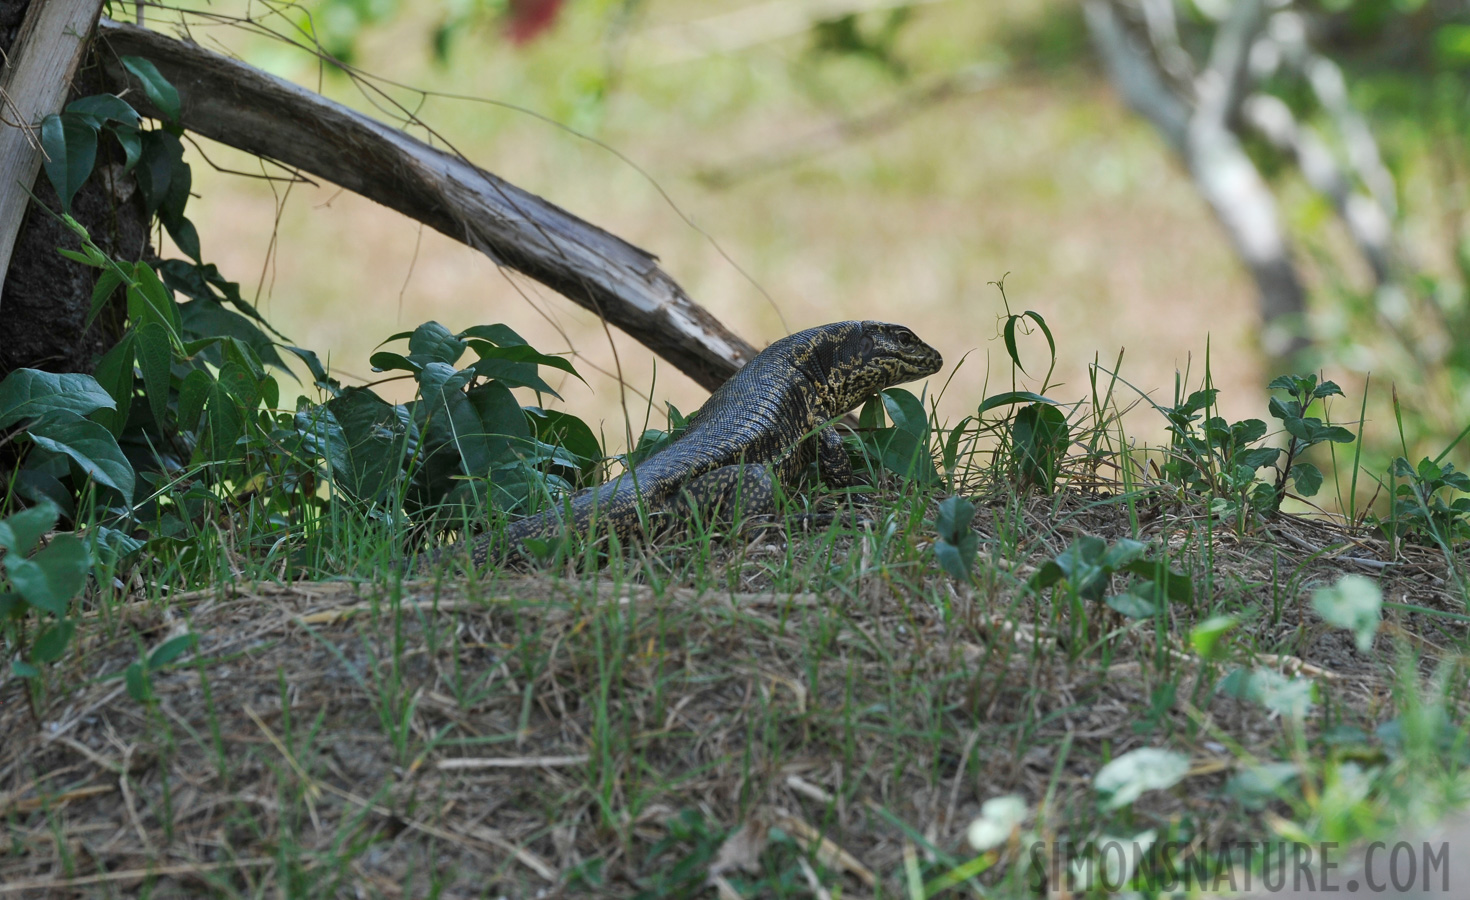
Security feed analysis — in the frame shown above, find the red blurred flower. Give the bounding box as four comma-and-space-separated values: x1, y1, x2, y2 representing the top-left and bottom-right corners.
505, 0, 566, 45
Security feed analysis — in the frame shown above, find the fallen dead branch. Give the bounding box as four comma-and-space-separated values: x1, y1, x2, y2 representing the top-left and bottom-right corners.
96, 18, 756, 392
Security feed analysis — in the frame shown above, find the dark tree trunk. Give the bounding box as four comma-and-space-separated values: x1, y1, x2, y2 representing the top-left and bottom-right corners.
0, 0, 149, 378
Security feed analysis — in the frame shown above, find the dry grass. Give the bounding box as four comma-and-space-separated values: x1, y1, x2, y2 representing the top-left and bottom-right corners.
3, 489, 1463, 897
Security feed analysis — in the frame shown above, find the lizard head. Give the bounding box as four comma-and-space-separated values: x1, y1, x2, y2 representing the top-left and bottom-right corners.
826, 321, 943, 412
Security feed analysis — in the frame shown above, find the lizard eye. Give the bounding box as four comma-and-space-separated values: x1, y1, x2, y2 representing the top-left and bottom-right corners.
896, 330, 915, 347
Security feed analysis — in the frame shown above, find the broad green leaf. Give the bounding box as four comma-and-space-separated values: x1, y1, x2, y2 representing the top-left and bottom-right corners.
458, 323, 529, 346
0, 369, 115, 429
419, 362, 494, 475
1106, 589, 1157, 618
130, 260, 183, 340
469, 357, 562, 398
85, 526, 145, 568
86, 266, 126, 332
134, 130, 182, 215
177, 368, 213, 433
66, 94, 141, 129
0, 501, 60, 554
284, 345, 337, 394
148, 633, 198, 668
39, 112, 97, 213
91, 333, 136, 436
369, 351, 421, 374
124, 660, 152, 703
204, 375, 247, 462
1312, 574, 1382, 652
465, 341, 582, 379
135, 321, 173, 430
407, 321, 466, 367
1190, 615, 1237, 660
1290, 462, 1324, 497
309, 389, 412, 502
1094, 748, 1191, 810
1220, 667, 1316, 718
935, 494, 975, 542
179, 300, 288, 371
31, 619, 75, 663
217, 361, 261, 410
881, 388, 928, 439
27, 411, 136, 504
1226, 762, 1299, 810
865, 426, 938, 485
978, 391, 1057, 416
465, 380, 532, 466
1011, 402, 1069, 494
6, 533, 90, 616
530, 408, 603, 482
113, 125, 142, 171
1121, 558, 1194, 603
121, 56, 181, 122
11, 660, 40, 679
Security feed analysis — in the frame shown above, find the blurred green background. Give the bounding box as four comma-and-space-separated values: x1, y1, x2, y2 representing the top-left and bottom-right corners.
152, 0, 1470, 470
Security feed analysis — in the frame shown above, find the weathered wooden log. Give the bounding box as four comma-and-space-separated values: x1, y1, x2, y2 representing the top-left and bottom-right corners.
96, 18, 757, 391
0, 0, 108, 308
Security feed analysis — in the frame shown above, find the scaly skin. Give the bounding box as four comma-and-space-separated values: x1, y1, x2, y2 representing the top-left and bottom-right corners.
434, 321, 943, 569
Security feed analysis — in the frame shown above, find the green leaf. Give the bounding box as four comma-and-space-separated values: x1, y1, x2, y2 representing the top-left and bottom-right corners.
0, 369, 116, 429
204, 374, 247, 462
1010, 402, 1069, 494
6, 534, 90, 616
977, 391, 1057, 417
407, 321, 467, 367
369, 351, 421, 374
307, 389, 412, 502
31, 619, 75, 663
419, 362, 494, 475
458, 323, 529, 346
179, 300, 288, 372
881, 388, 928, 440
466, 340, 581, 379
39, 112, 97, 213
66, 94, 141, 129
1106, 589, 1157, 618
0, 501, 60, 555
113, 125, 142, 171
129, 261, 183, 341
1220, 667, 1316, 718
465, 380, 532, 464
935, 494, 975, 542
1094, 748, 1190, 810
27, 411, 136, 504
1290, 462, 1324, 498
148, 633, 197, 668
177, 368, 212, 433
124, 660, 152, 703
468, 357, 562, 398
134, 130, 182, 216
86, 266, 126, 333
1121, 558, 1194, 603
90, 333, 135, 436
121, 56, 181, 123
135, 321, 173, 430
1312, 574, 1382, 653
11, 660, 40, 679
1226, 762, 1299, 811
530, 408, 603, 482
1190, 615, 1237, 660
